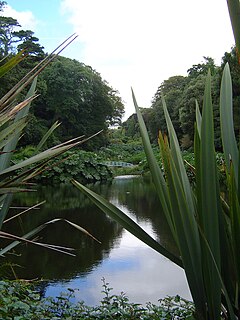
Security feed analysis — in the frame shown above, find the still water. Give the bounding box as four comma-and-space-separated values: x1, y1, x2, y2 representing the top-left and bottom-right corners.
3, 175, 191, 305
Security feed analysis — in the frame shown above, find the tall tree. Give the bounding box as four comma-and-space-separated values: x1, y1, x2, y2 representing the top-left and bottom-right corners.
0, 16, 21, 56
0, 4, 44, 58
15, 30, 45, 58
0, 1, 6, 11
30, 56, 124, 149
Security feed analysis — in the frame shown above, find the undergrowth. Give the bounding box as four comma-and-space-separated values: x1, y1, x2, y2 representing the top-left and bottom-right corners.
0, 278, 194, 319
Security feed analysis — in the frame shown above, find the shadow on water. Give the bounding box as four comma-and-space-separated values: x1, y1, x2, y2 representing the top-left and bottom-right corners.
0, 175, 190, 304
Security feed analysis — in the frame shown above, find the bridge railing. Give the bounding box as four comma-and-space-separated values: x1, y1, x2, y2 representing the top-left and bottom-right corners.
102, 161, 135, 167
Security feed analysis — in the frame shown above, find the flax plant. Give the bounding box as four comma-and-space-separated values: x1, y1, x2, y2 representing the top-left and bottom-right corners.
73, 65, 240, 320
72, 0, 240, 314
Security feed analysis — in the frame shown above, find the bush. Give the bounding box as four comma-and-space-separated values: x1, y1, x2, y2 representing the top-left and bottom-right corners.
35, 150, 113, 184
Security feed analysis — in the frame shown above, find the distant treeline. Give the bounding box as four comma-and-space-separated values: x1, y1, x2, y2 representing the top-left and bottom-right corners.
123, 52, 240, 150
1, 0, 239, 151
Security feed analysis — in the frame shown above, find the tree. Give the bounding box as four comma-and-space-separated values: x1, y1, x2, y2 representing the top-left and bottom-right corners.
179, 71, 221, 148
148, 75, 188, 142
0, 4, 45, 98
179, 74, 206, 138
175, 57, 221, 148
15, 30, 45, 59
148, 57, 222, 148
30, 56, 124, 149
0, 5, 44, 58
187, 56, 216, 78
0, 1, 6, 11
0, 16, 21, 56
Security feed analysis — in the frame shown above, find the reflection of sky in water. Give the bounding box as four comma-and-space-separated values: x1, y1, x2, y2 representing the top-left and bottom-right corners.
45, 199, 191, 306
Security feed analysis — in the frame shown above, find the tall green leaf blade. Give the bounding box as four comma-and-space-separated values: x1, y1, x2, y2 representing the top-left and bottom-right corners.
0, 118, 26, 149
161, 95, 196, 219
165, 156, 206, 316
0, 77, 38, 172
227, 0, 240, 63
0, 218, 100, 257
72, 179, 182, 267
36, 121, 61, 152
220, 63, 238, 185
200, 71, 221, 319
0, 139, 83, 180
194, 104, 202, 224
0, 51, 25, 78
0, 194, 12, 228
194, 126, 203, 228
131, 89, 175, 235
0, 78, 38, 227
195, 100, 202, 137
229, 164, 240, 303
158, 98, 206, 317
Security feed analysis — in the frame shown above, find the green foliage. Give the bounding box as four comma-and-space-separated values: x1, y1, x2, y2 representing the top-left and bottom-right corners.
99, 140, 144, 164
12, 145, 37, 161
33, 150, 113, 184
122, 113, 140, 138
0, 279, 194, 319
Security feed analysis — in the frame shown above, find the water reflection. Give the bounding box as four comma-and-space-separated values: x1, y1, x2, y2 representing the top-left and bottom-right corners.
1, 175, 191, 305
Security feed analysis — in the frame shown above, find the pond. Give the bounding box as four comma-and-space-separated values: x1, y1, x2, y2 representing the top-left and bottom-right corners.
2, 175, 191, 306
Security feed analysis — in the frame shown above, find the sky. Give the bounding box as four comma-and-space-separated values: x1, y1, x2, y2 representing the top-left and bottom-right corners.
1, 0, 235, 120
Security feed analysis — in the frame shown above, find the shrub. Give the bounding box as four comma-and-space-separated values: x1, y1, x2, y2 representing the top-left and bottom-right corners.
33, 150, 113, 184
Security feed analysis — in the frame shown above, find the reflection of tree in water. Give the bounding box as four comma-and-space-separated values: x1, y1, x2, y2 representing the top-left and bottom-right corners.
1, 177, 178, 285
1, 184, 123, 281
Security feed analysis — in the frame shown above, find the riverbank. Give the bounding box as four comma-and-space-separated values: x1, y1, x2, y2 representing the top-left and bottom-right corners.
0, 279, 194, 319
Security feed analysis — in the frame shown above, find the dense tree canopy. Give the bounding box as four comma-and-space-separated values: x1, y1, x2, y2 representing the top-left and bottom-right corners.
31, 56, 124, 148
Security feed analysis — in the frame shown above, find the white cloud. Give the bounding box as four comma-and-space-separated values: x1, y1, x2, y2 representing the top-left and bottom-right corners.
62, 0, 234, 119
1, 5, 37, 30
